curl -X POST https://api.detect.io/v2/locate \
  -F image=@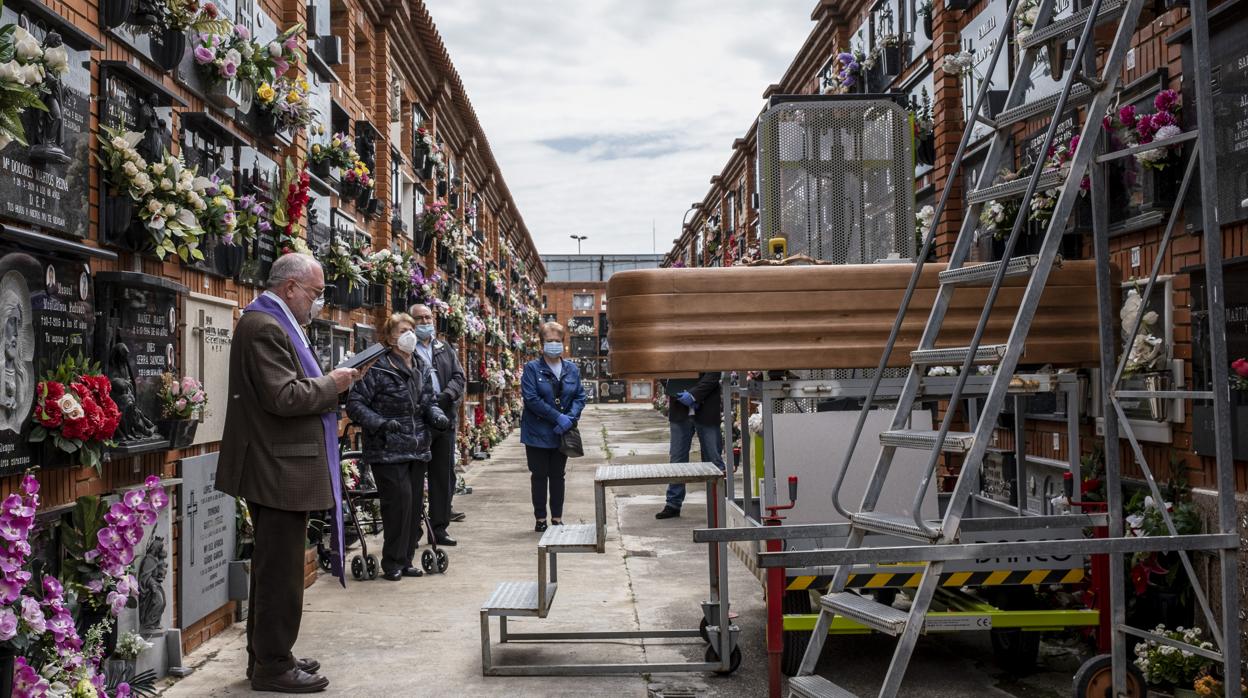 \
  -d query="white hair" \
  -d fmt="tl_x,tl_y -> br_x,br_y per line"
267,253 -> 322,289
